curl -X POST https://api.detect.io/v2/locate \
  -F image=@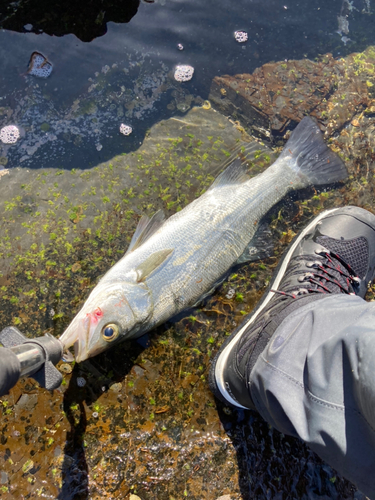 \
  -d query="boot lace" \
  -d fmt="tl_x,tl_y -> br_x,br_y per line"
237,248 -> 361,367
271,248 -> 361,299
